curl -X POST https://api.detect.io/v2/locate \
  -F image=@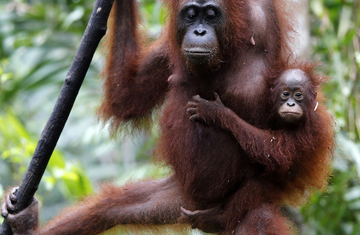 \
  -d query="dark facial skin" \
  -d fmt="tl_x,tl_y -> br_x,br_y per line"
277,69 -> 311,125
177,0 -> 225,65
